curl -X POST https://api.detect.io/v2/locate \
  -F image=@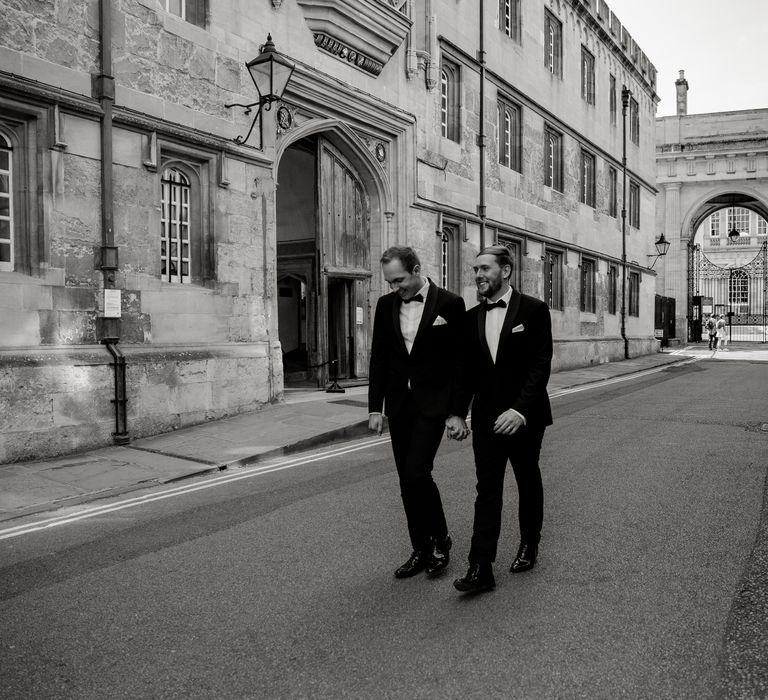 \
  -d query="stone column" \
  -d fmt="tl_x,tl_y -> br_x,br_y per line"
663,182 -> 686,336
